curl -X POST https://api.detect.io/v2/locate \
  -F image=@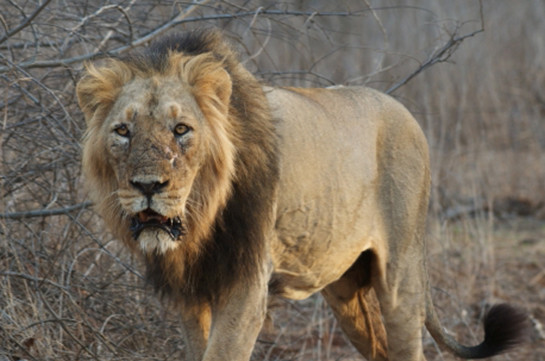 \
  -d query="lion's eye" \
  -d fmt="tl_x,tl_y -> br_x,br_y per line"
173,123 -> 190,136
114,124 -> 130,137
